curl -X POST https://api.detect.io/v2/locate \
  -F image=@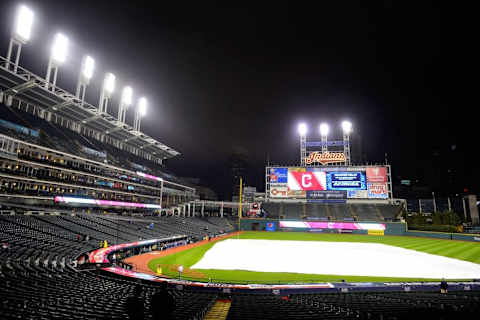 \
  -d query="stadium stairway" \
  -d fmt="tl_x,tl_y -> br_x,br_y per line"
204,298 -> 232,320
